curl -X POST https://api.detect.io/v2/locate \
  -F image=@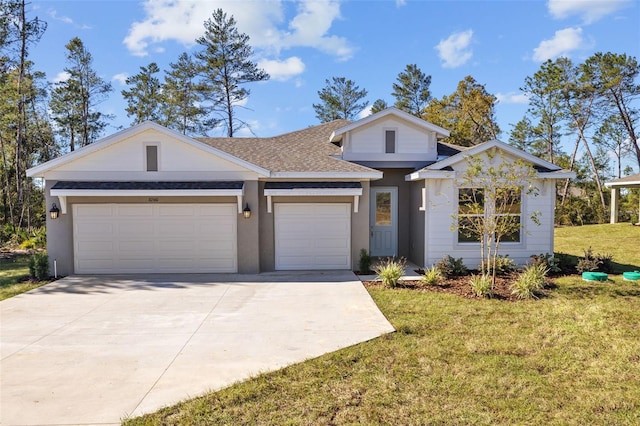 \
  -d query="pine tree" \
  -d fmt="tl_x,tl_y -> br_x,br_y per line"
392,64 -> 431,116
50,37 -> 112,151
194,9 -> 269,137
122,62 -> 162,125
161,52 -> 207,135
313,77 -> 368,122
370,98 -> 388,114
